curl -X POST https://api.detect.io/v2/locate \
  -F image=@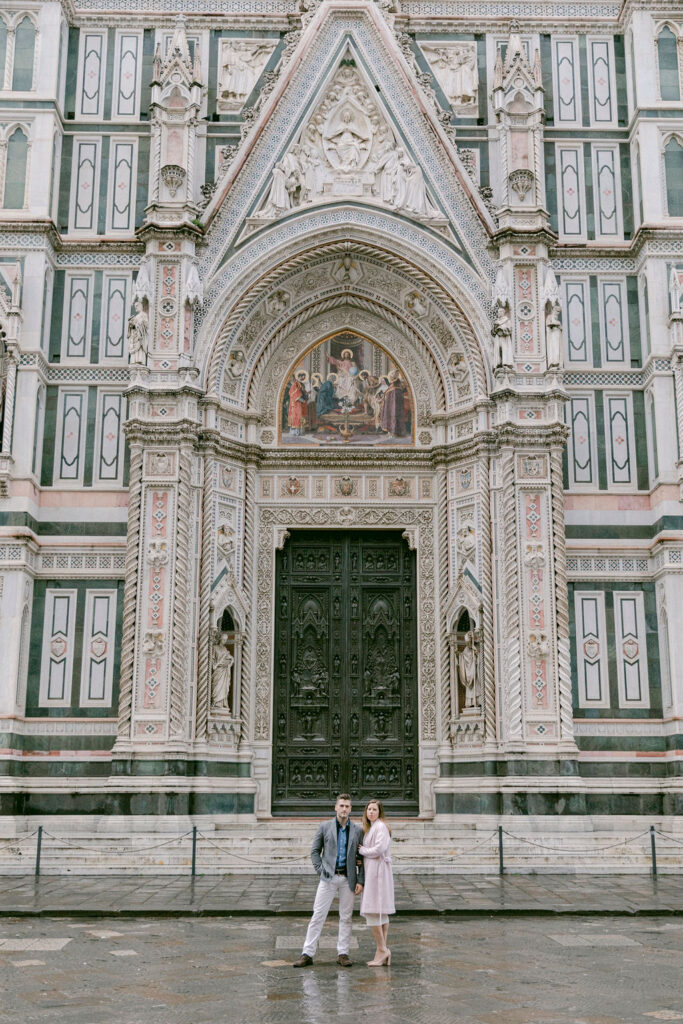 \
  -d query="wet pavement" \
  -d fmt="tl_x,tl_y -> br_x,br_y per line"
0,913 -> 682,1023
1,874 -> 682,917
